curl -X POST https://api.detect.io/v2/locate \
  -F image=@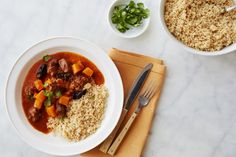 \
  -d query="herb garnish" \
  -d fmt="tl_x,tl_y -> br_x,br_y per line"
43,90 -> 53,107
43,82 -> 49,88
111,0 -> 150,33
43,55 -> 52,62
55,90 -> 62,98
